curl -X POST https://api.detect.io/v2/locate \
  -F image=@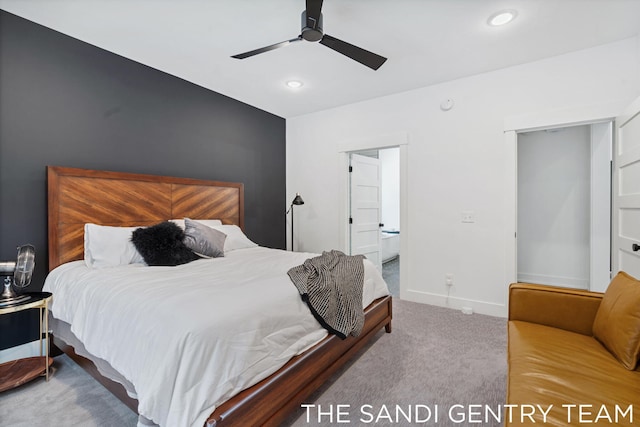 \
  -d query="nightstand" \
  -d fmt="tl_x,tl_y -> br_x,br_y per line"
0,292 -> 53,392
